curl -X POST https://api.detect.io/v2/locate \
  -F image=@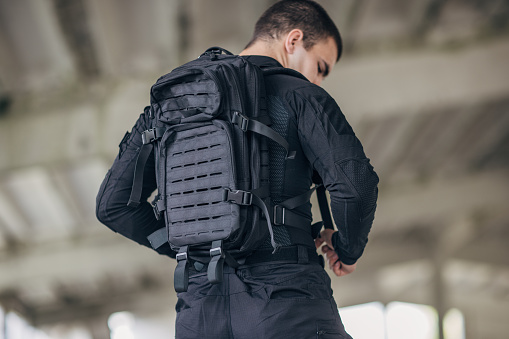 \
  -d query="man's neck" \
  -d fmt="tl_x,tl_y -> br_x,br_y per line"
239,41 -> 288,68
